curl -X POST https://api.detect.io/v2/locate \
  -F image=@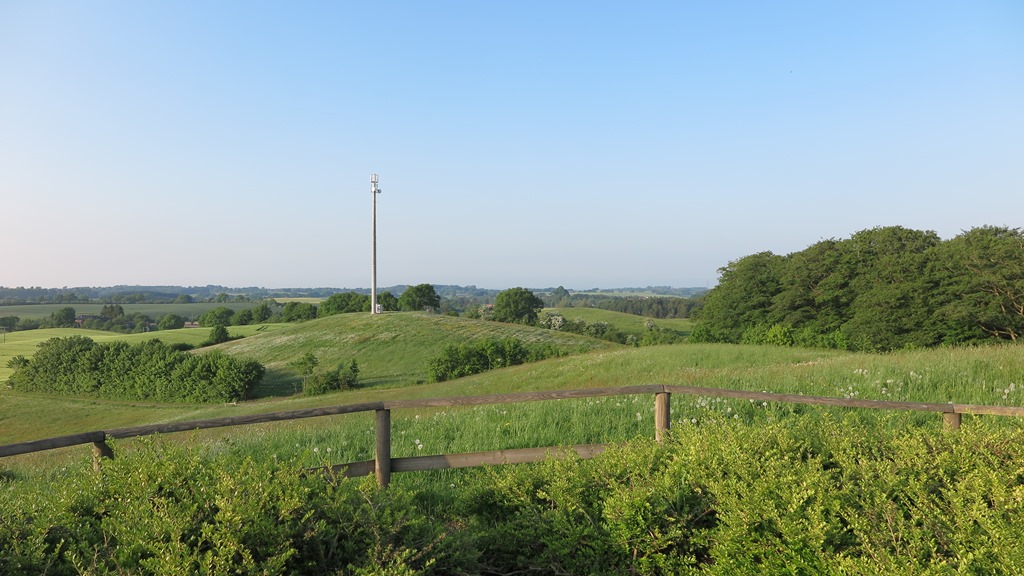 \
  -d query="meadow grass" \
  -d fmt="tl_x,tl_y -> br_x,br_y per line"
3,336 -> 1022,483
544,306 -> 693,334
220,312 -> 618,394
